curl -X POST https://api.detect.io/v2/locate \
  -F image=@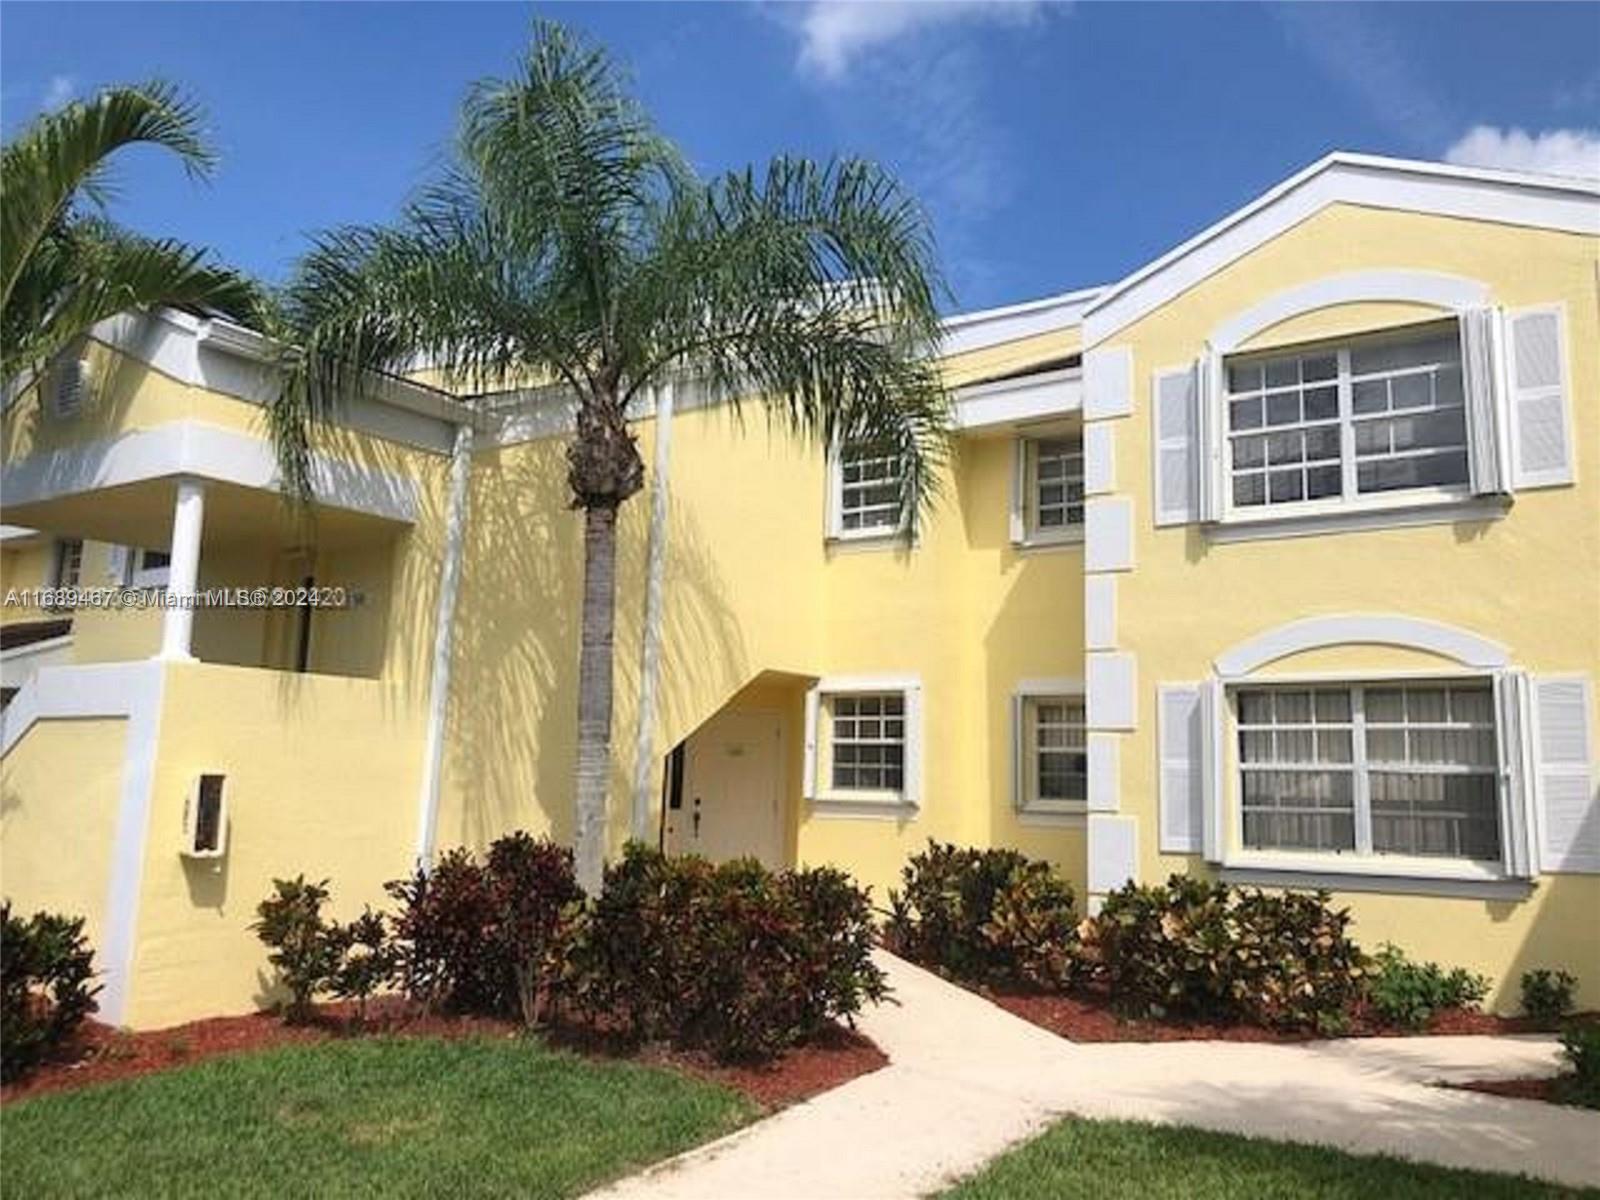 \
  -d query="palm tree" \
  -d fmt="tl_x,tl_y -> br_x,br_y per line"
3,81 -> 259,385
271,22 -> 951,891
